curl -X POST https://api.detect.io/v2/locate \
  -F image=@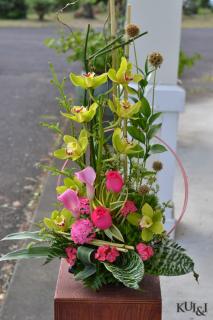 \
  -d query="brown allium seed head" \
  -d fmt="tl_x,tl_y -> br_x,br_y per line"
138,185 -> 150,195
152,160 -> 163,171
149,52 -> 163,68
126,24 -> 140,38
